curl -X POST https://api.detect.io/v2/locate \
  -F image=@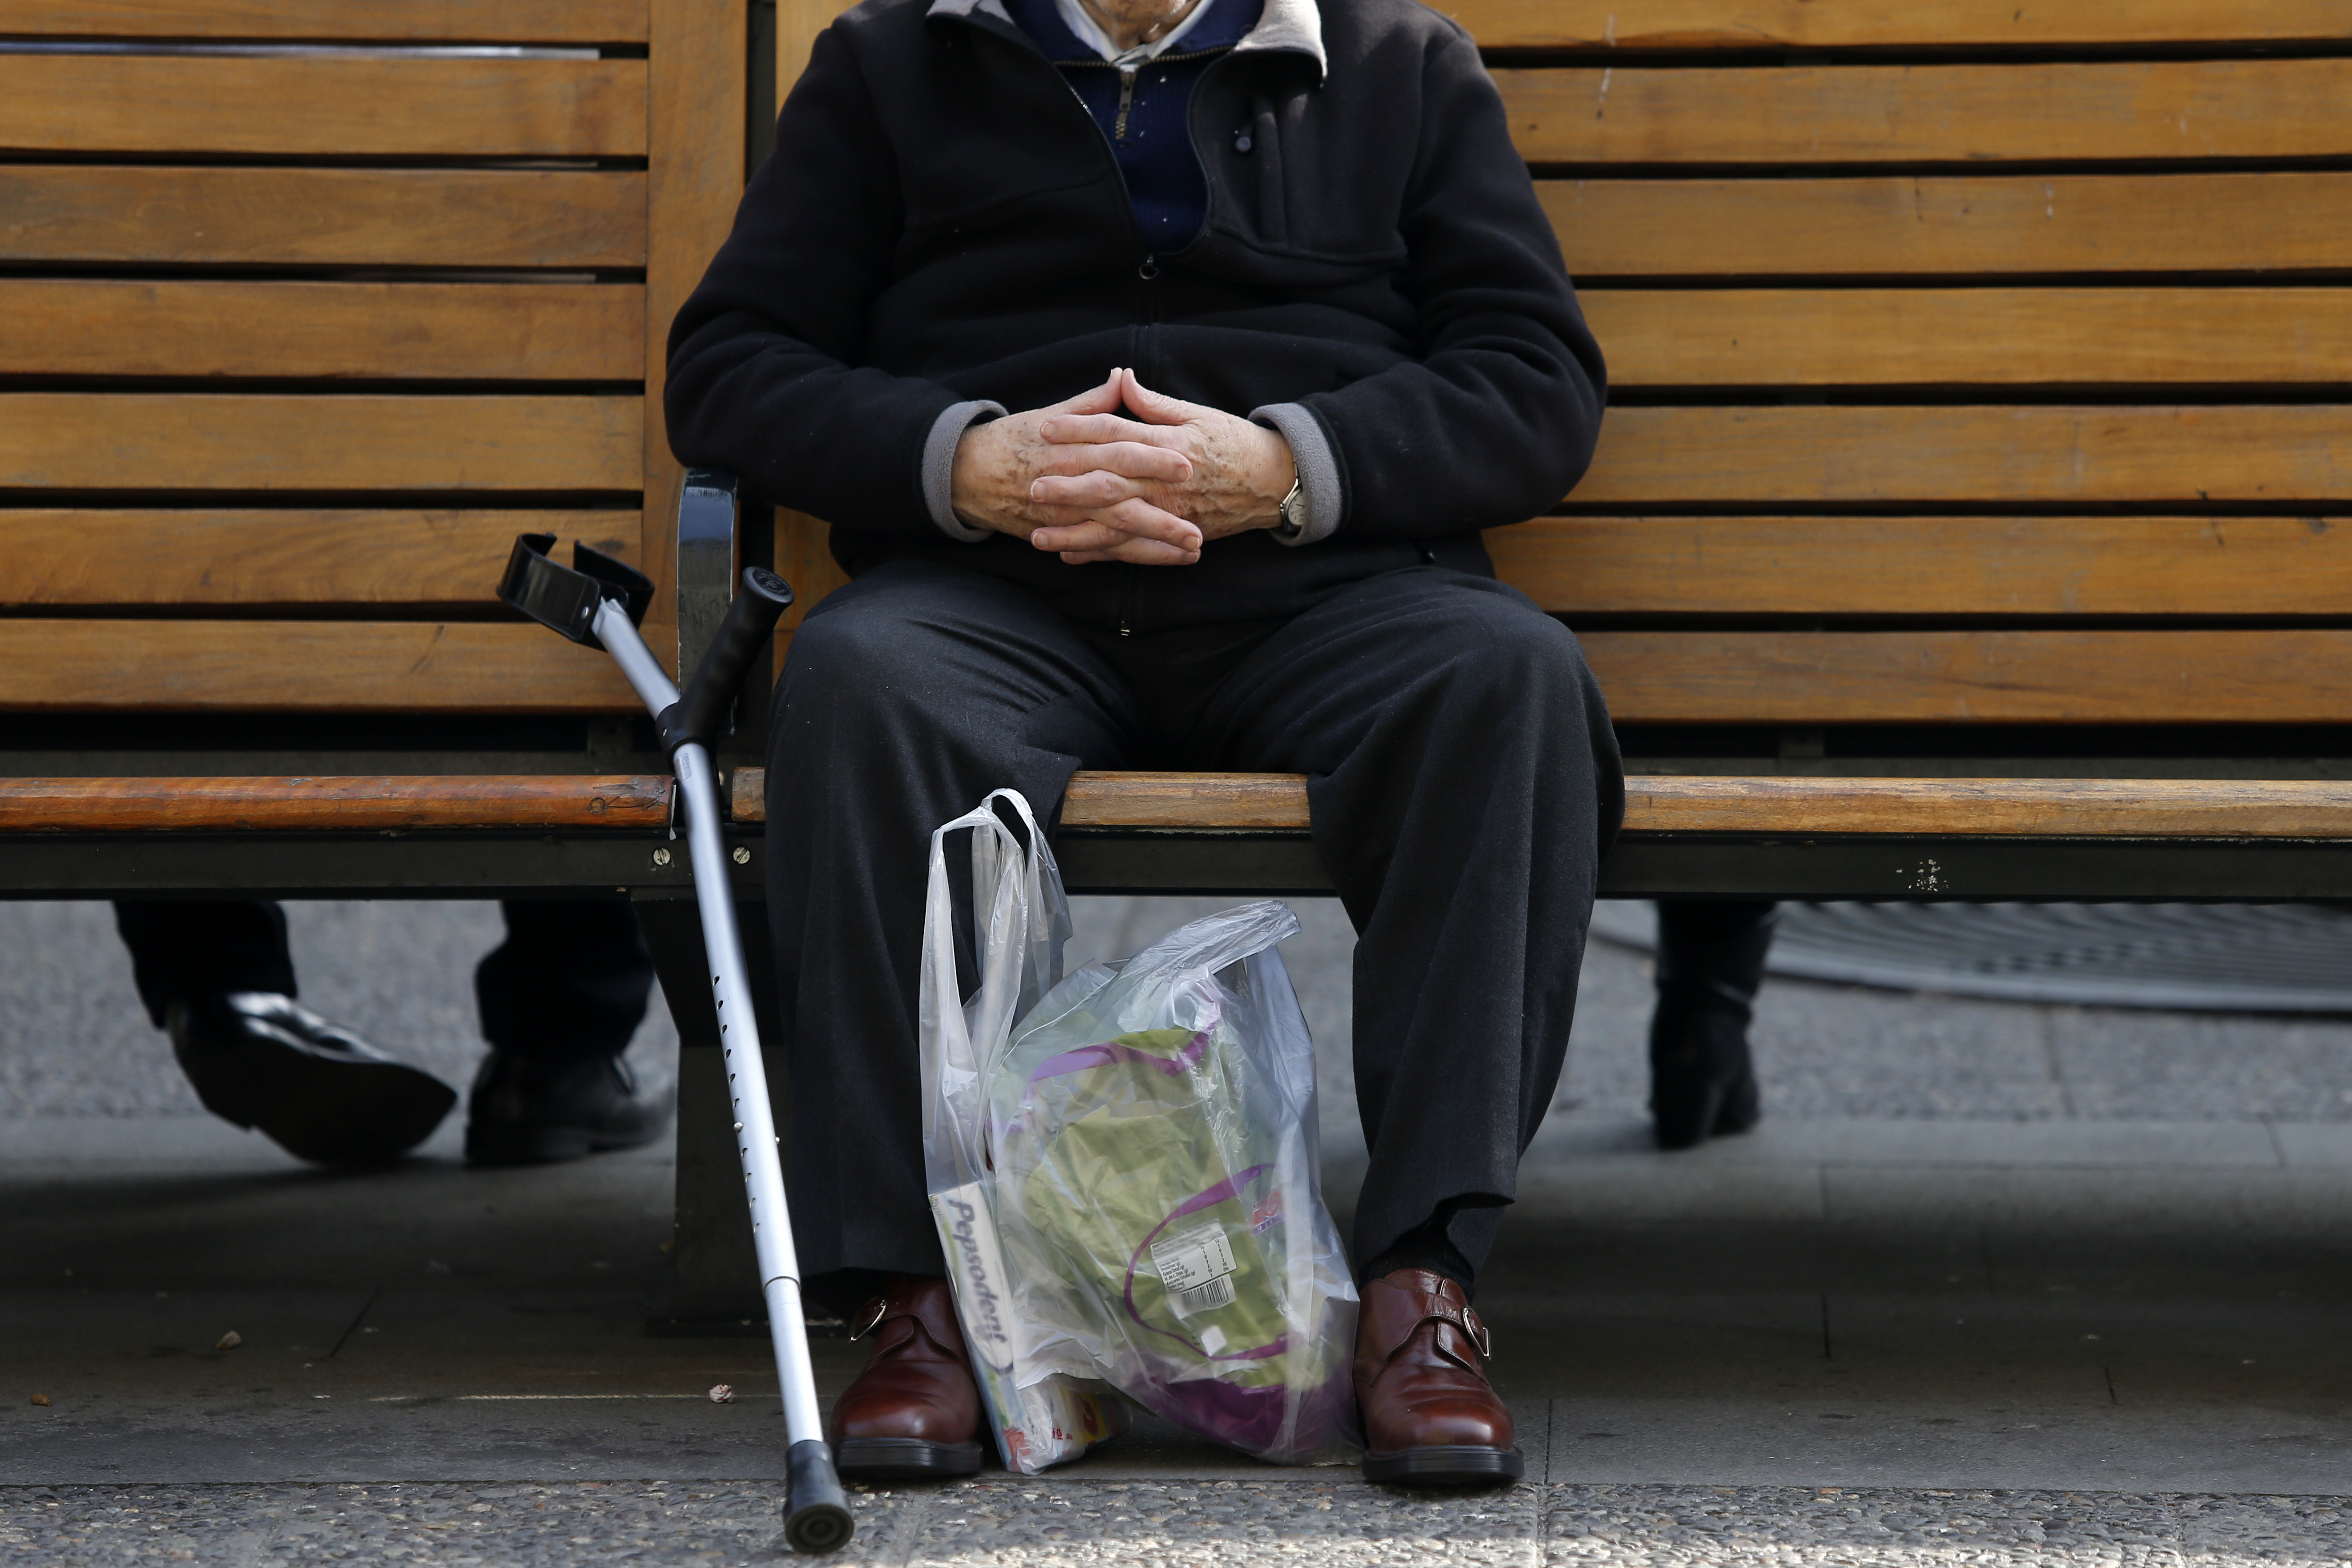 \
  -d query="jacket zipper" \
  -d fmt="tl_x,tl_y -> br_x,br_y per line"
1064,46 -> 1230,142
